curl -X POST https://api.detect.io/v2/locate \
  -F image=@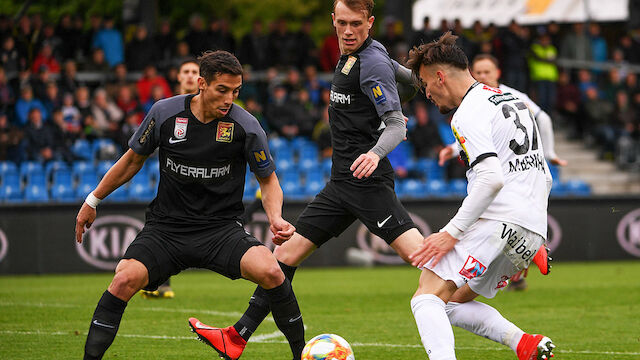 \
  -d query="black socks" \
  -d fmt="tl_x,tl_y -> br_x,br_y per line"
265,278 -> 305,360
84,291 -> 127,360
